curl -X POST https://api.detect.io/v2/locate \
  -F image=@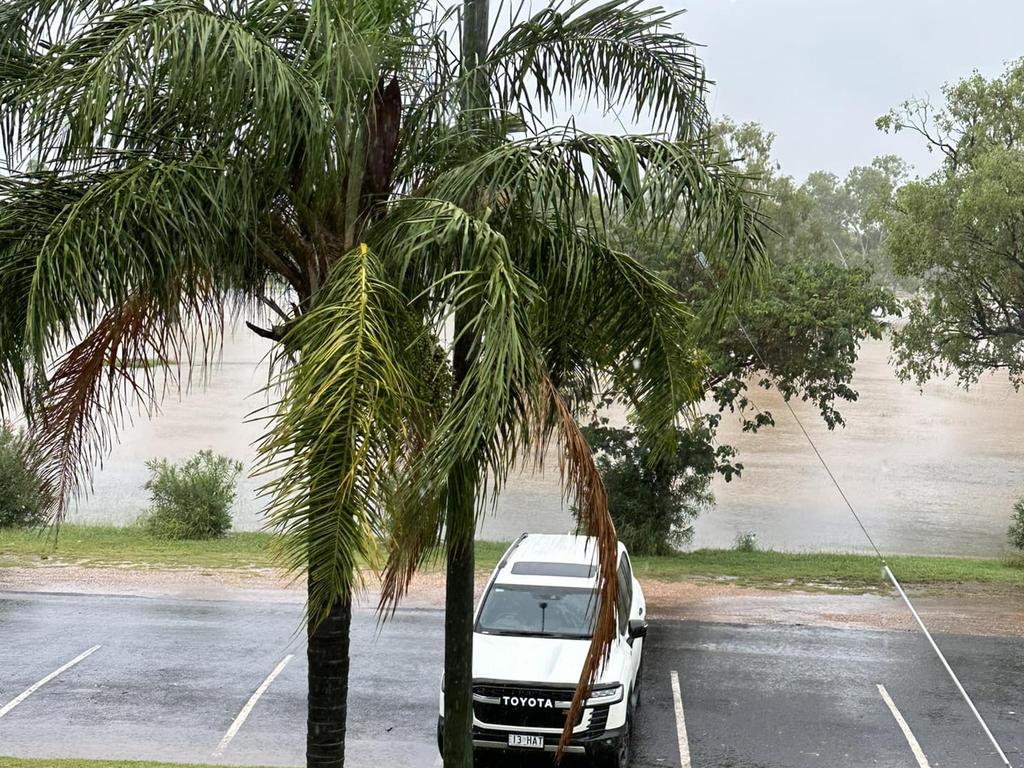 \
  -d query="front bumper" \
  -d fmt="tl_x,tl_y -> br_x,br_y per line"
438,716 -> 624,756
473,724 -> 625,754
